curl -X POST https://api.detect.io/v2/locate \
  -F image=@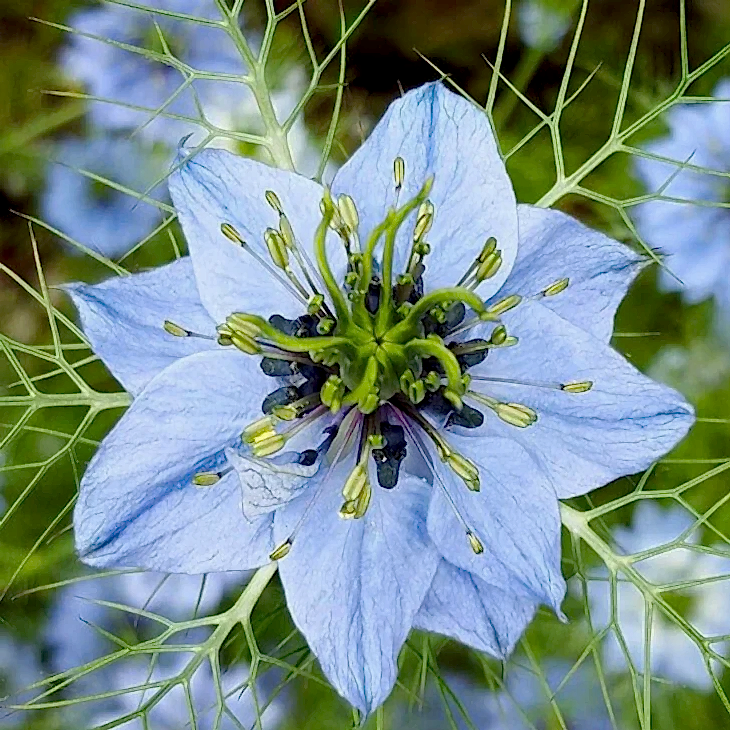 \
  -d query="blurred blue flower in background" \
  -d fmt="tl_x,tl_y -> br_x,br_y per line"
633,79 -> 730,322
587,501 -> 730,691
0,632 -> 42,728
41,136 -> 164,258
61,0 -> 252,145
517,0 -> 572,52
395,661 -> 616,729
67,83 -> 694,715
